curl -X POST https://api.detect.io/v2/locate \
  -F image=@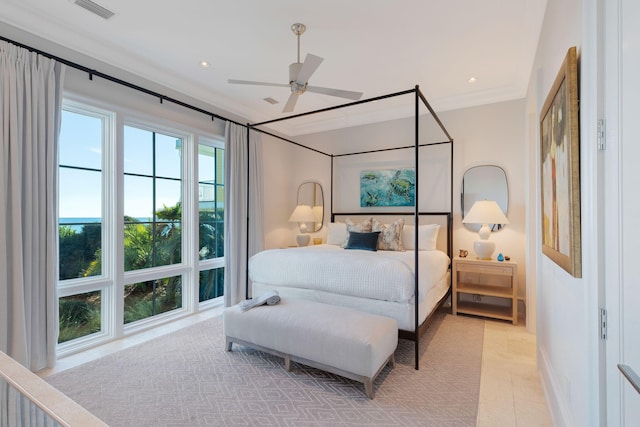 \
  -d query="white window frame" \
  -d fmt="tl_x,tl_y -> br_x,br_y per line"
57,98 -> 225,357
196,137 -> 226,309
